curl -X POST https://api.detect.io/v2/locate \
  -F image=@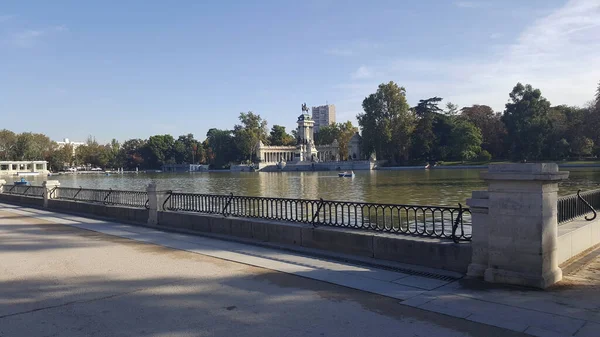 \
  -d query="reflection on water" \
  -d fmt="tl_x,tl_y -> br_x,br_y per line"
11,168 -> 600,206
